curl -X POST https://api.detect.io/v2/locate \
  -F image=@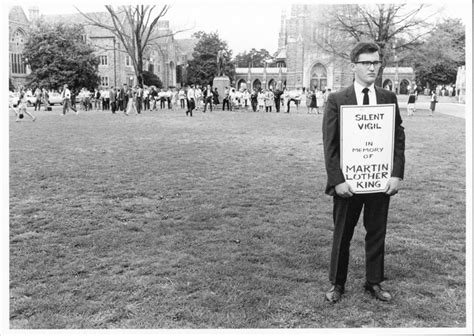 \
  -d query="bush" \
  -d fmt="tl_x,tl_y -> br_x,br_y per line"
143,71 -> 163,88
